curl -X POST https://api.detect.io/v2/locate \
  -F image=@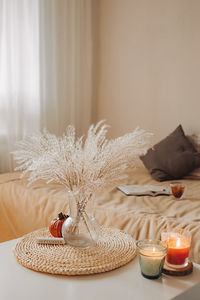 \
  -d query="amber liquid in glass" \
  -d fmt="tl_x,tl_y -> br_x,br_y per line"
171,186 -> 185,198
